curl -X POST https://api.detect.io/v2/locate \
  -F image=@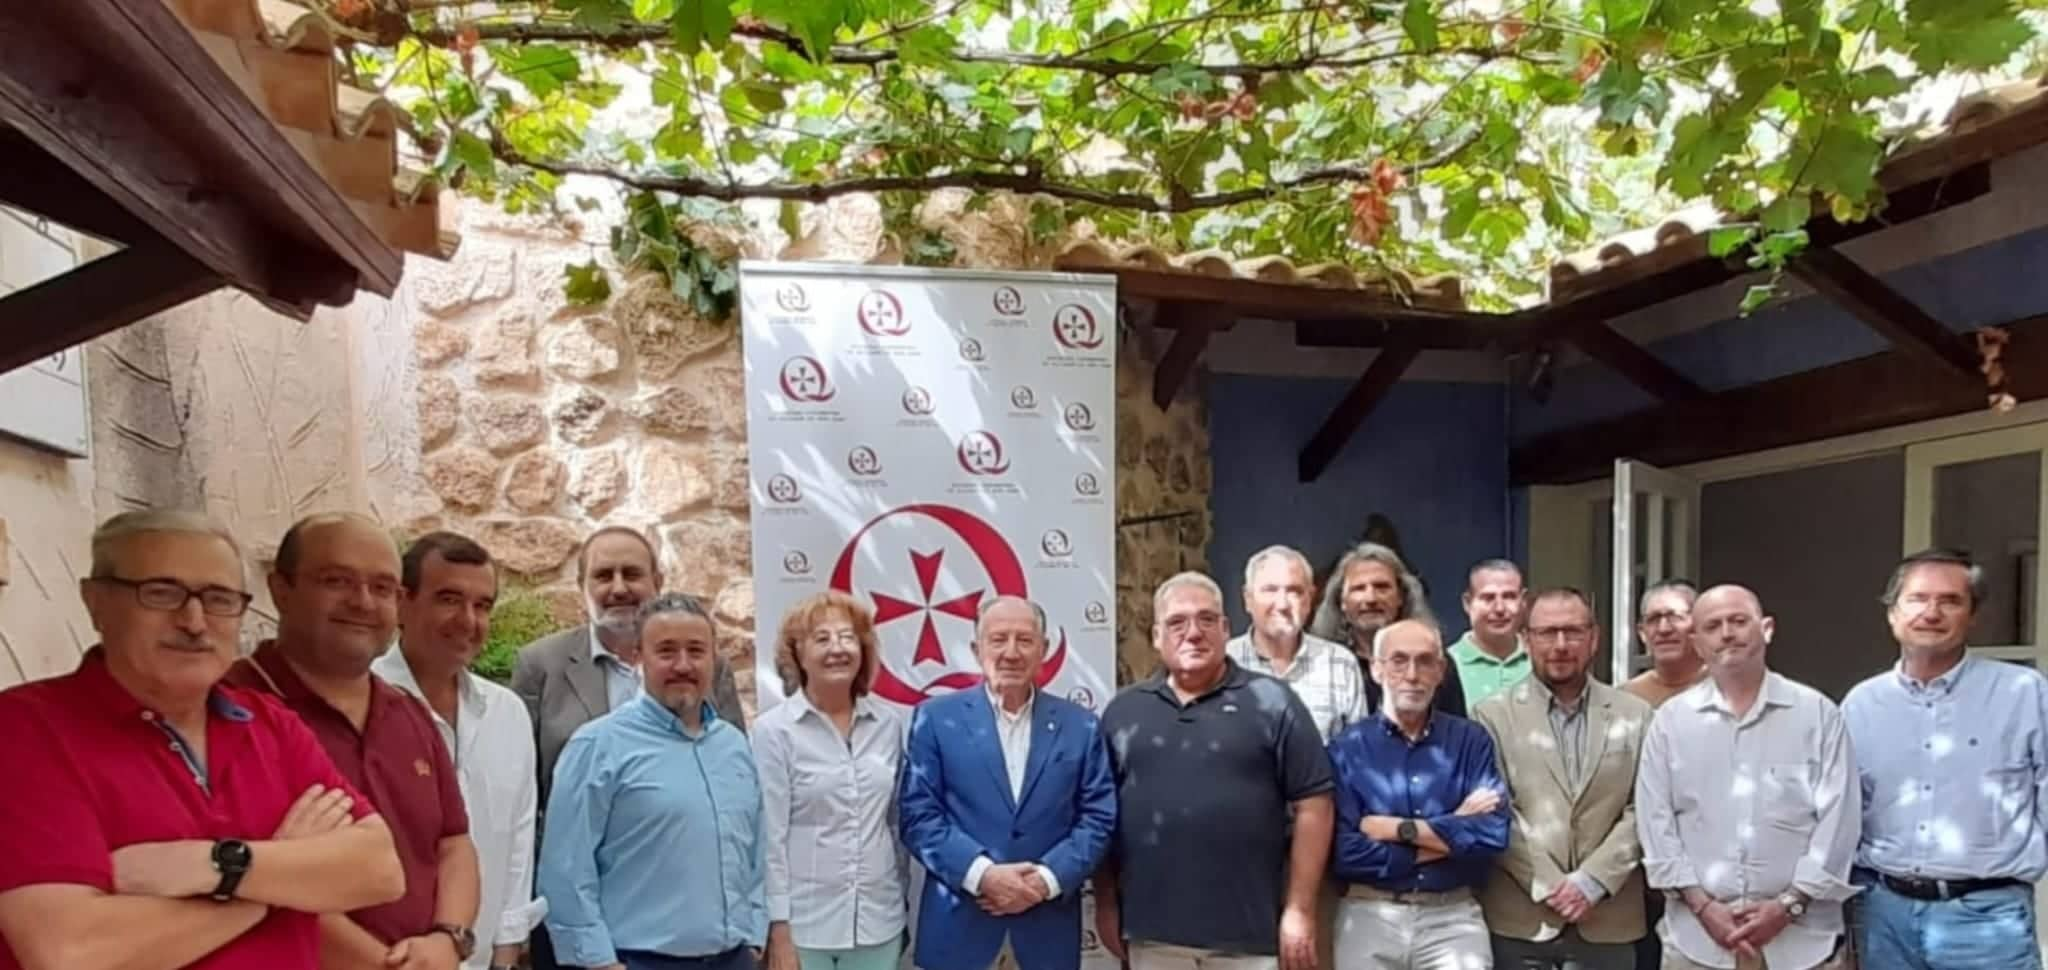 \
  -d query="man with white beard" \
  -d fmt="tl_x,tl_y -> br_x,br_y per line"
1227,545 -> 1368,742
511,526 -> 744,970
